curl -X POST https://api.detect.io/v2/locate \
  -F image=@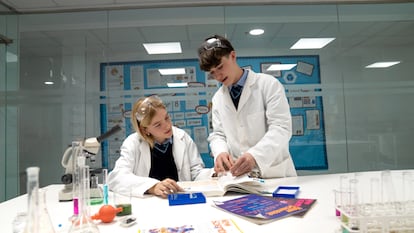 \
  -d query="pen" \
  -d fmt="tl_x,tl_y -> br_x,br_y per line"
253,178 -> 265,183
